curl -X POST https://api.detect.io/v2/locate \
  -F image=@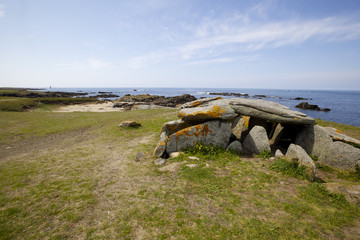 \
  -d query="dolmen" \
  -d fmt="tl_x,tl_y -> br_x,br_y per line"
153,97 -> 360,179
